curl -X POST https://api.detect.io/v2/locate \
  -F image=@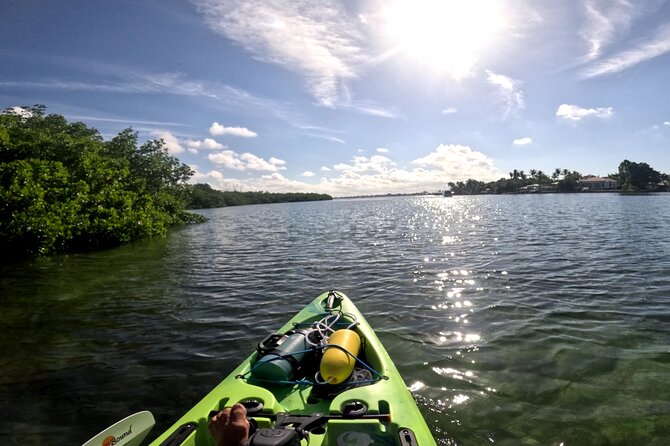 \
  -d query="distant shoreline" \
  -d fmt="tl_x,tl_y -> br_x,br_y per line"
336,192 -> 442,199
336,189 -> 669,199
